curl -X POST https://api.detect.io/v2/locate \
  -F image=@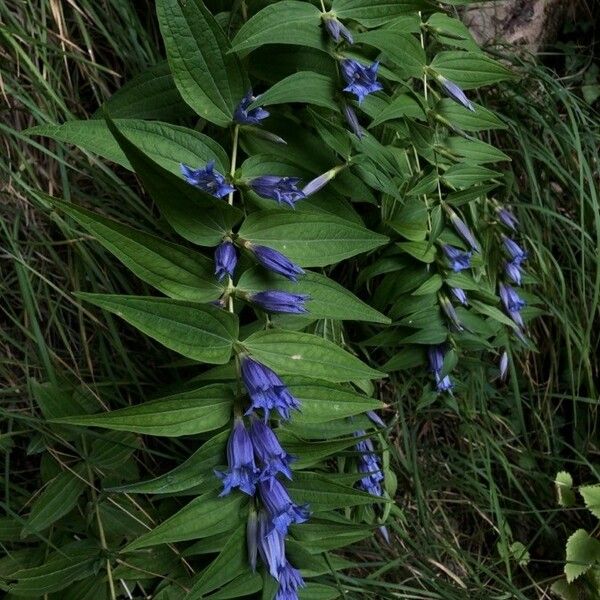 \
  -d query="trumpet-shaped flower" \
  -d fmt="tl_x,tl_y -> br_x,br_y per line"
180,161 -> 235,198
341,59 -> 383,104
